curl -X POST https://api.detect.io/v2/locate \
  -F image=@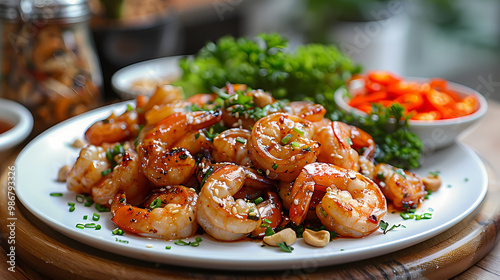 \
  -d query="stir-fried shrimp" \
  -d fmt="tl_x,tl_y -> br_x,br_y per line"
315,121 -> 359,170
111,186 -> 198,240
186,93 -> 218,107
141,85 -> 184,114
85,110 -> 139,146
67,145 -> 110,194
286,101 -> 326,122
278,180 -> 323,222
144,100 -> 192,126
197,165 -> 274,241
374,163 -> 426,210
289,162 -> 387,238
248,112 -> 320,182
251,190 -> 283,237
92,149 -> 149,206
138,110 -> 222,187
212,128 -> 252,167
